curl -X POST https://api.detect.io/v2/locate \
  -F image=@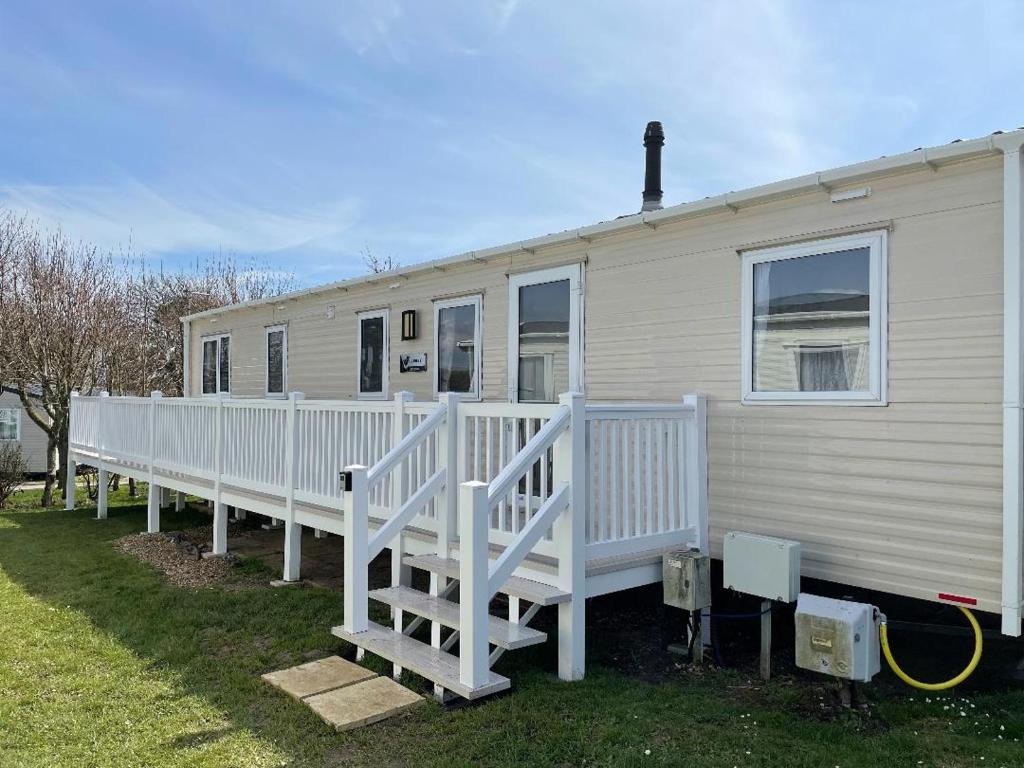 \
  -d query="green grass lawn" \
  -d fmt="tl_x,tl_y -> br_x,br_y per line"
1,487 -> 1023,768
